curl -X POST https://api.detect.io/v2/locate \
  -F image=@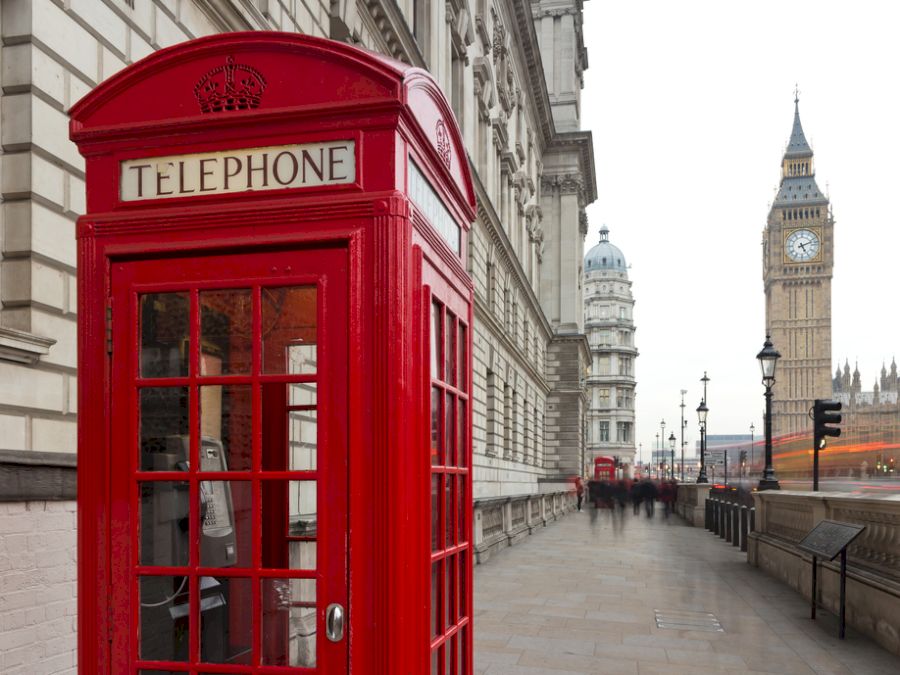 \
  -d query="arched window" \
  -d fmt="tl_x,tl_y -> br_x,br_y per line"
601,257 -> 606,265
